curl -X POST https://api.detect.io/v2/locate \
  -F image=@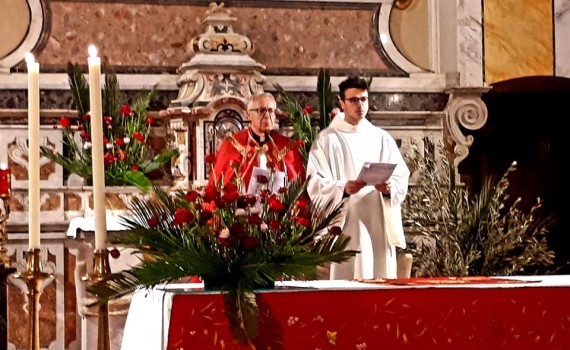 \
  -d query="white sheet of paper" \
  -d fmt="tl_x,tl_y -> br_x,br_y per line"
356,162 -> 396,185
247,167 -> 286,194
